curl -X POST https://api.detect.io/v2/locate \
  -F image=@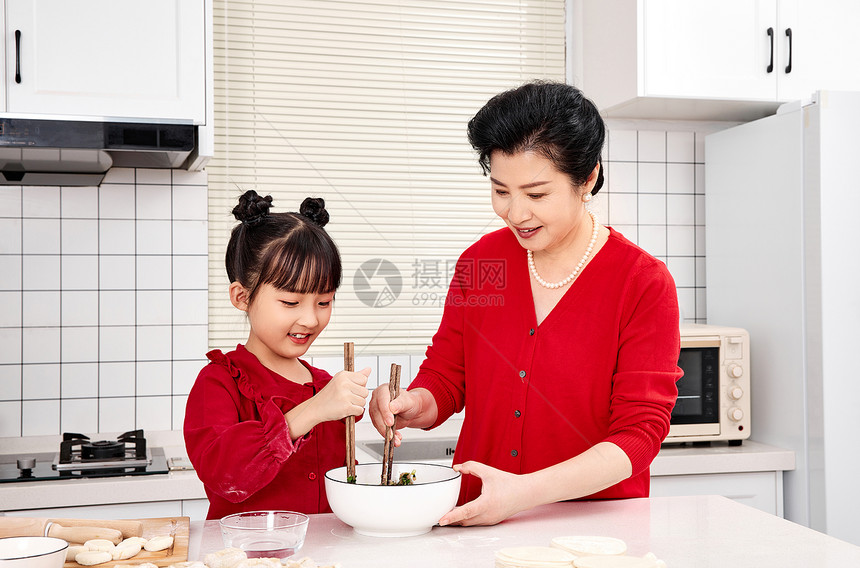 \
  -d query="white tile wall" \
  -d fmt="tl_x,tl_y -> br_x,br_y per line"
0,169 -> 209,437
0,122 -> 729,439
0,401 -> 21,437
599,120 -> 730,323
